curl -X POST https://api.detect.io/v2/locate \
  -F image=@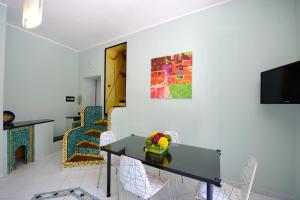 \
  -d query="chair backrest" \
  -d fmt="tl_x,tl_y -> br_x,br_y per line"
164,130 -> 180,144
83,106 -> 102,126
119,155 -> 150,198
240,156 -> 257,200
100,131 -> 116,147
